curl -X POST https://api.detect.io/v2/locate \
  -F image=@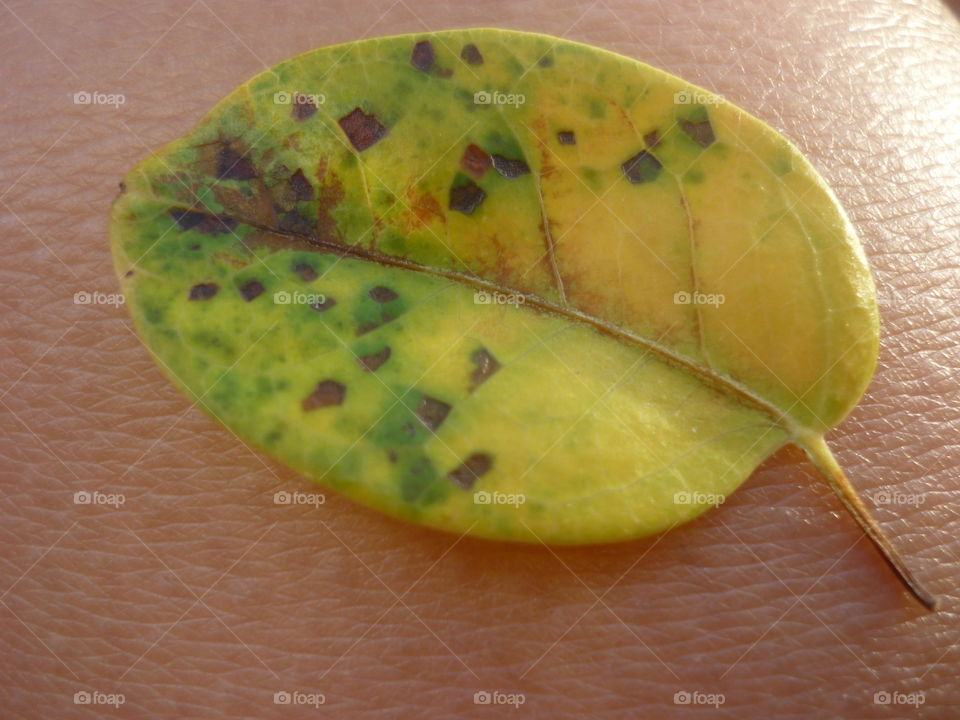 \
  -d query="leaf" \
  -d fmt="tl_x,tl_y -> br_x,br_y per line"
110,29 -> 934,608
